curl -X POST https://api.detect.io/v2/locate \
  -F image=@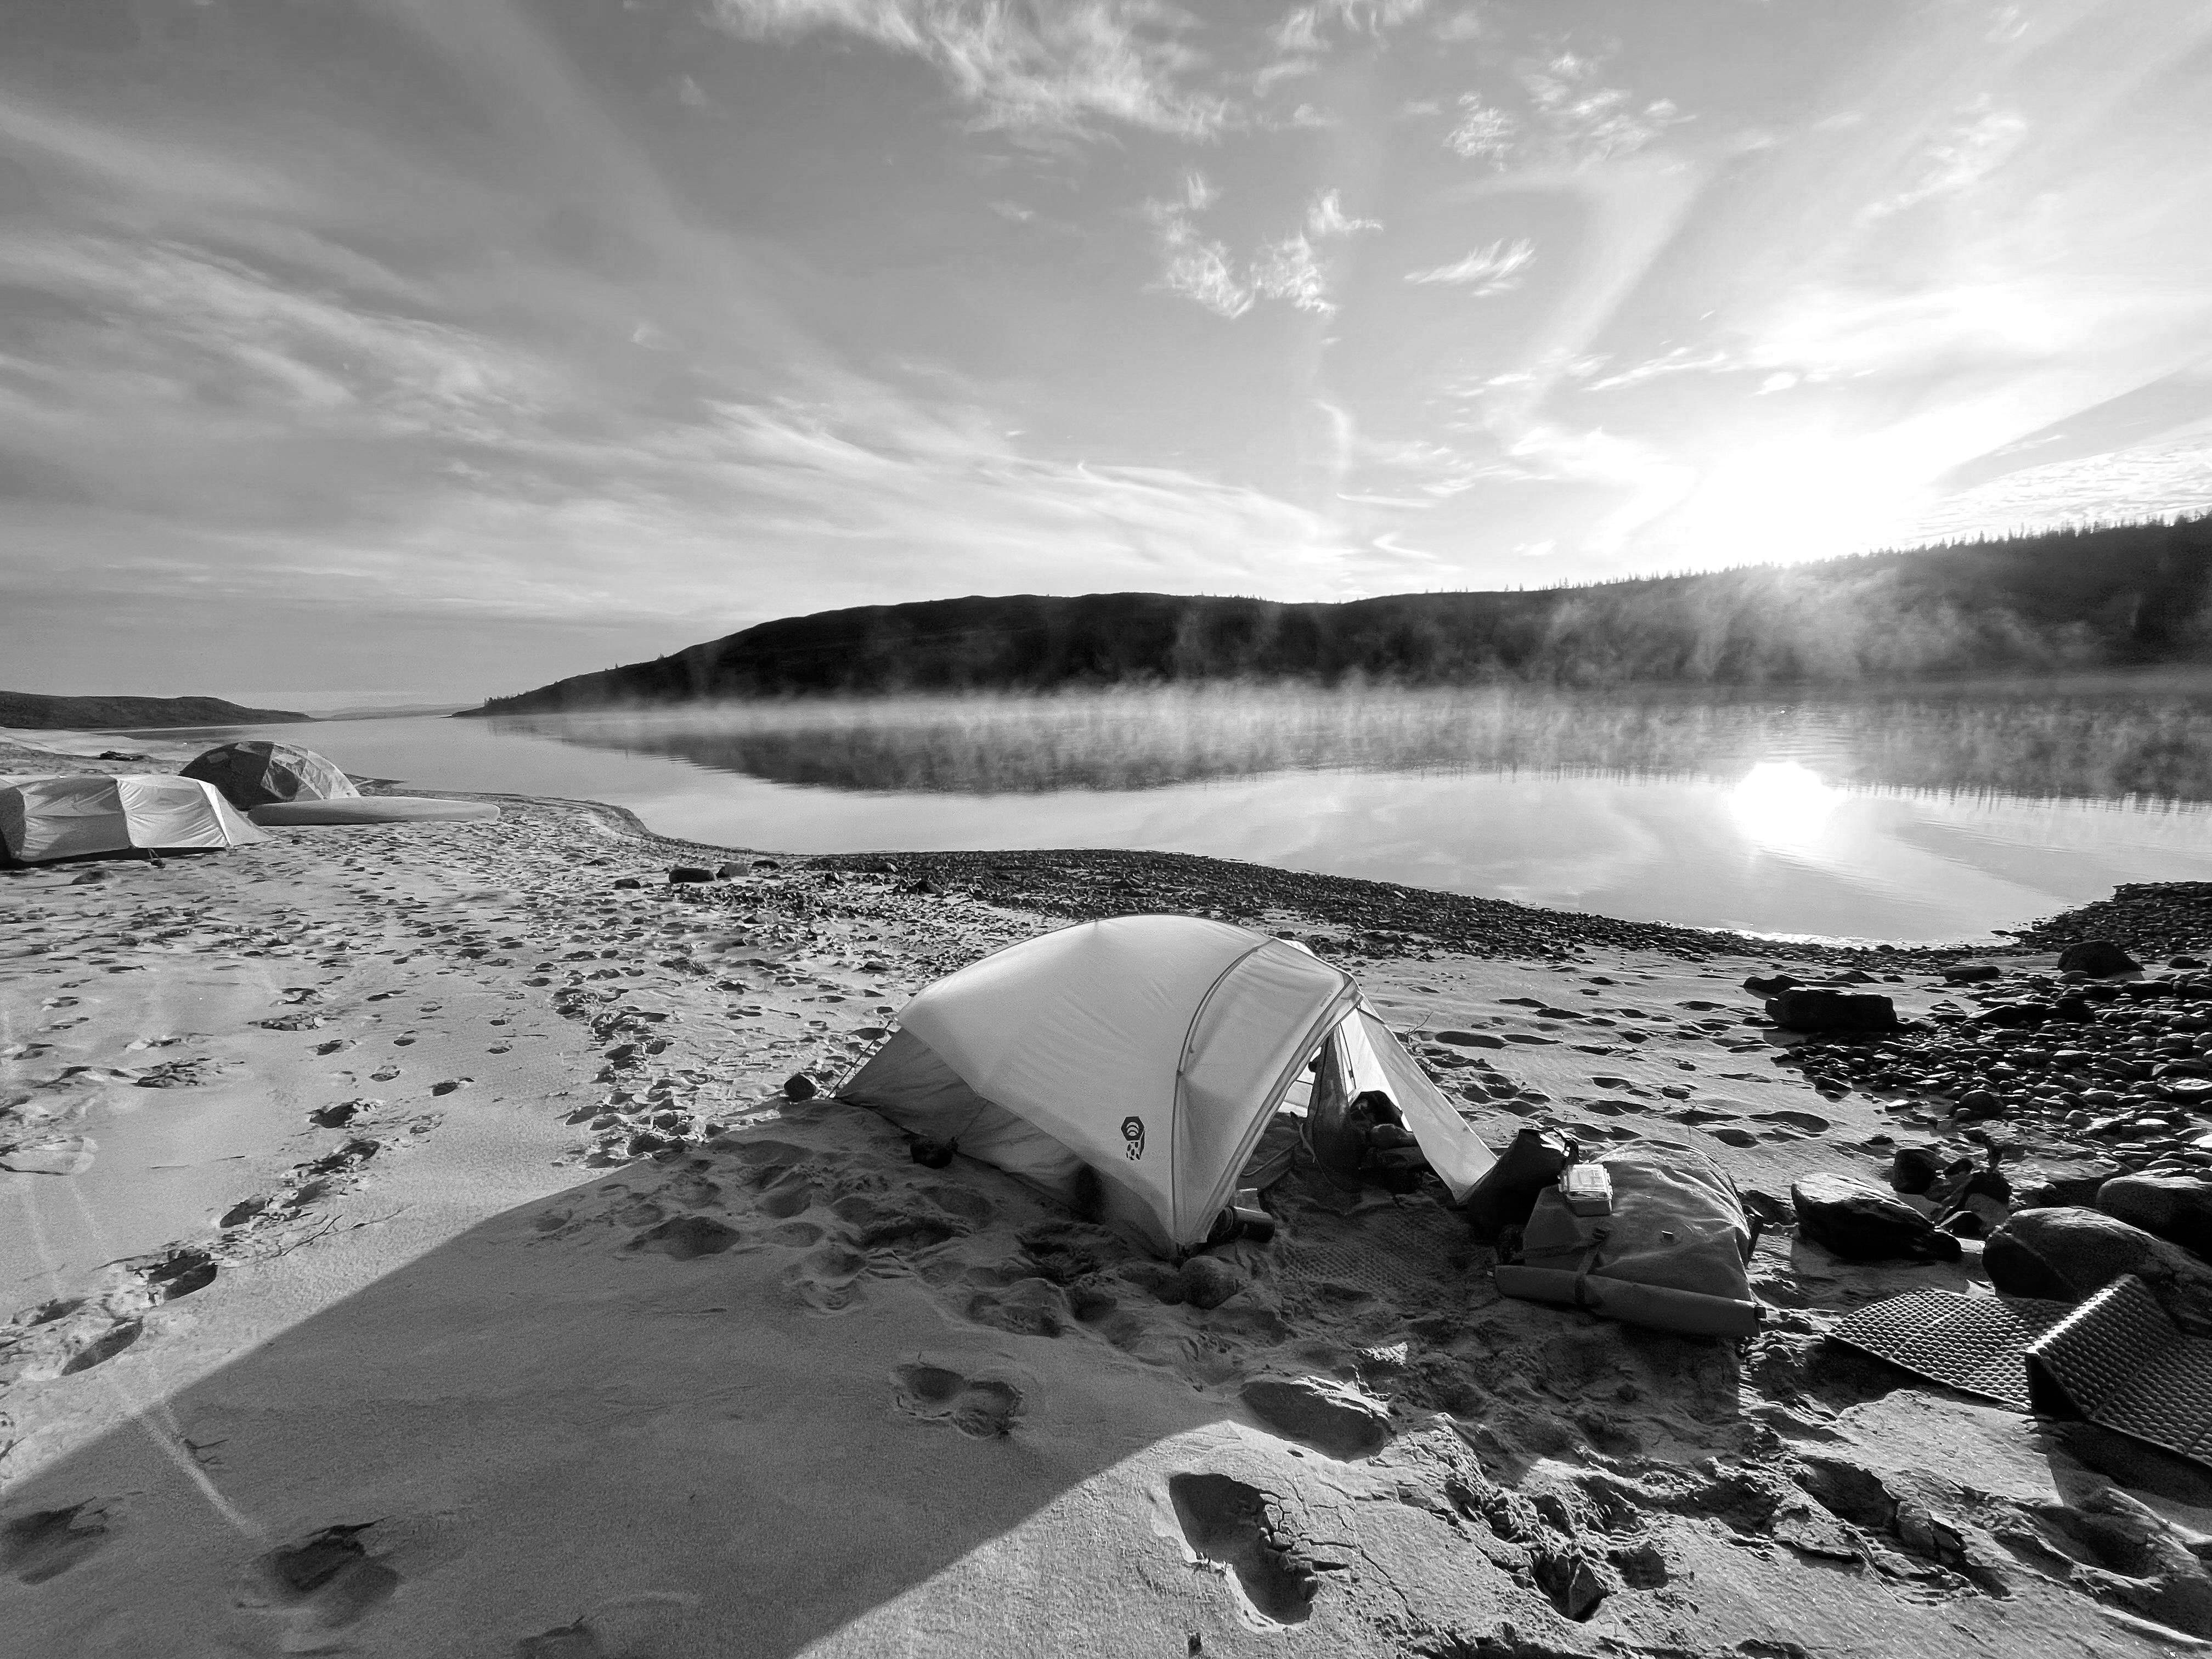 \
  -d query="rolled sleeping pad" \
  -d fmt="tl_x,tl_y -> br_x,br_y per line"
1492,1265 -> 1764,1339
249,797 -> 500,826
